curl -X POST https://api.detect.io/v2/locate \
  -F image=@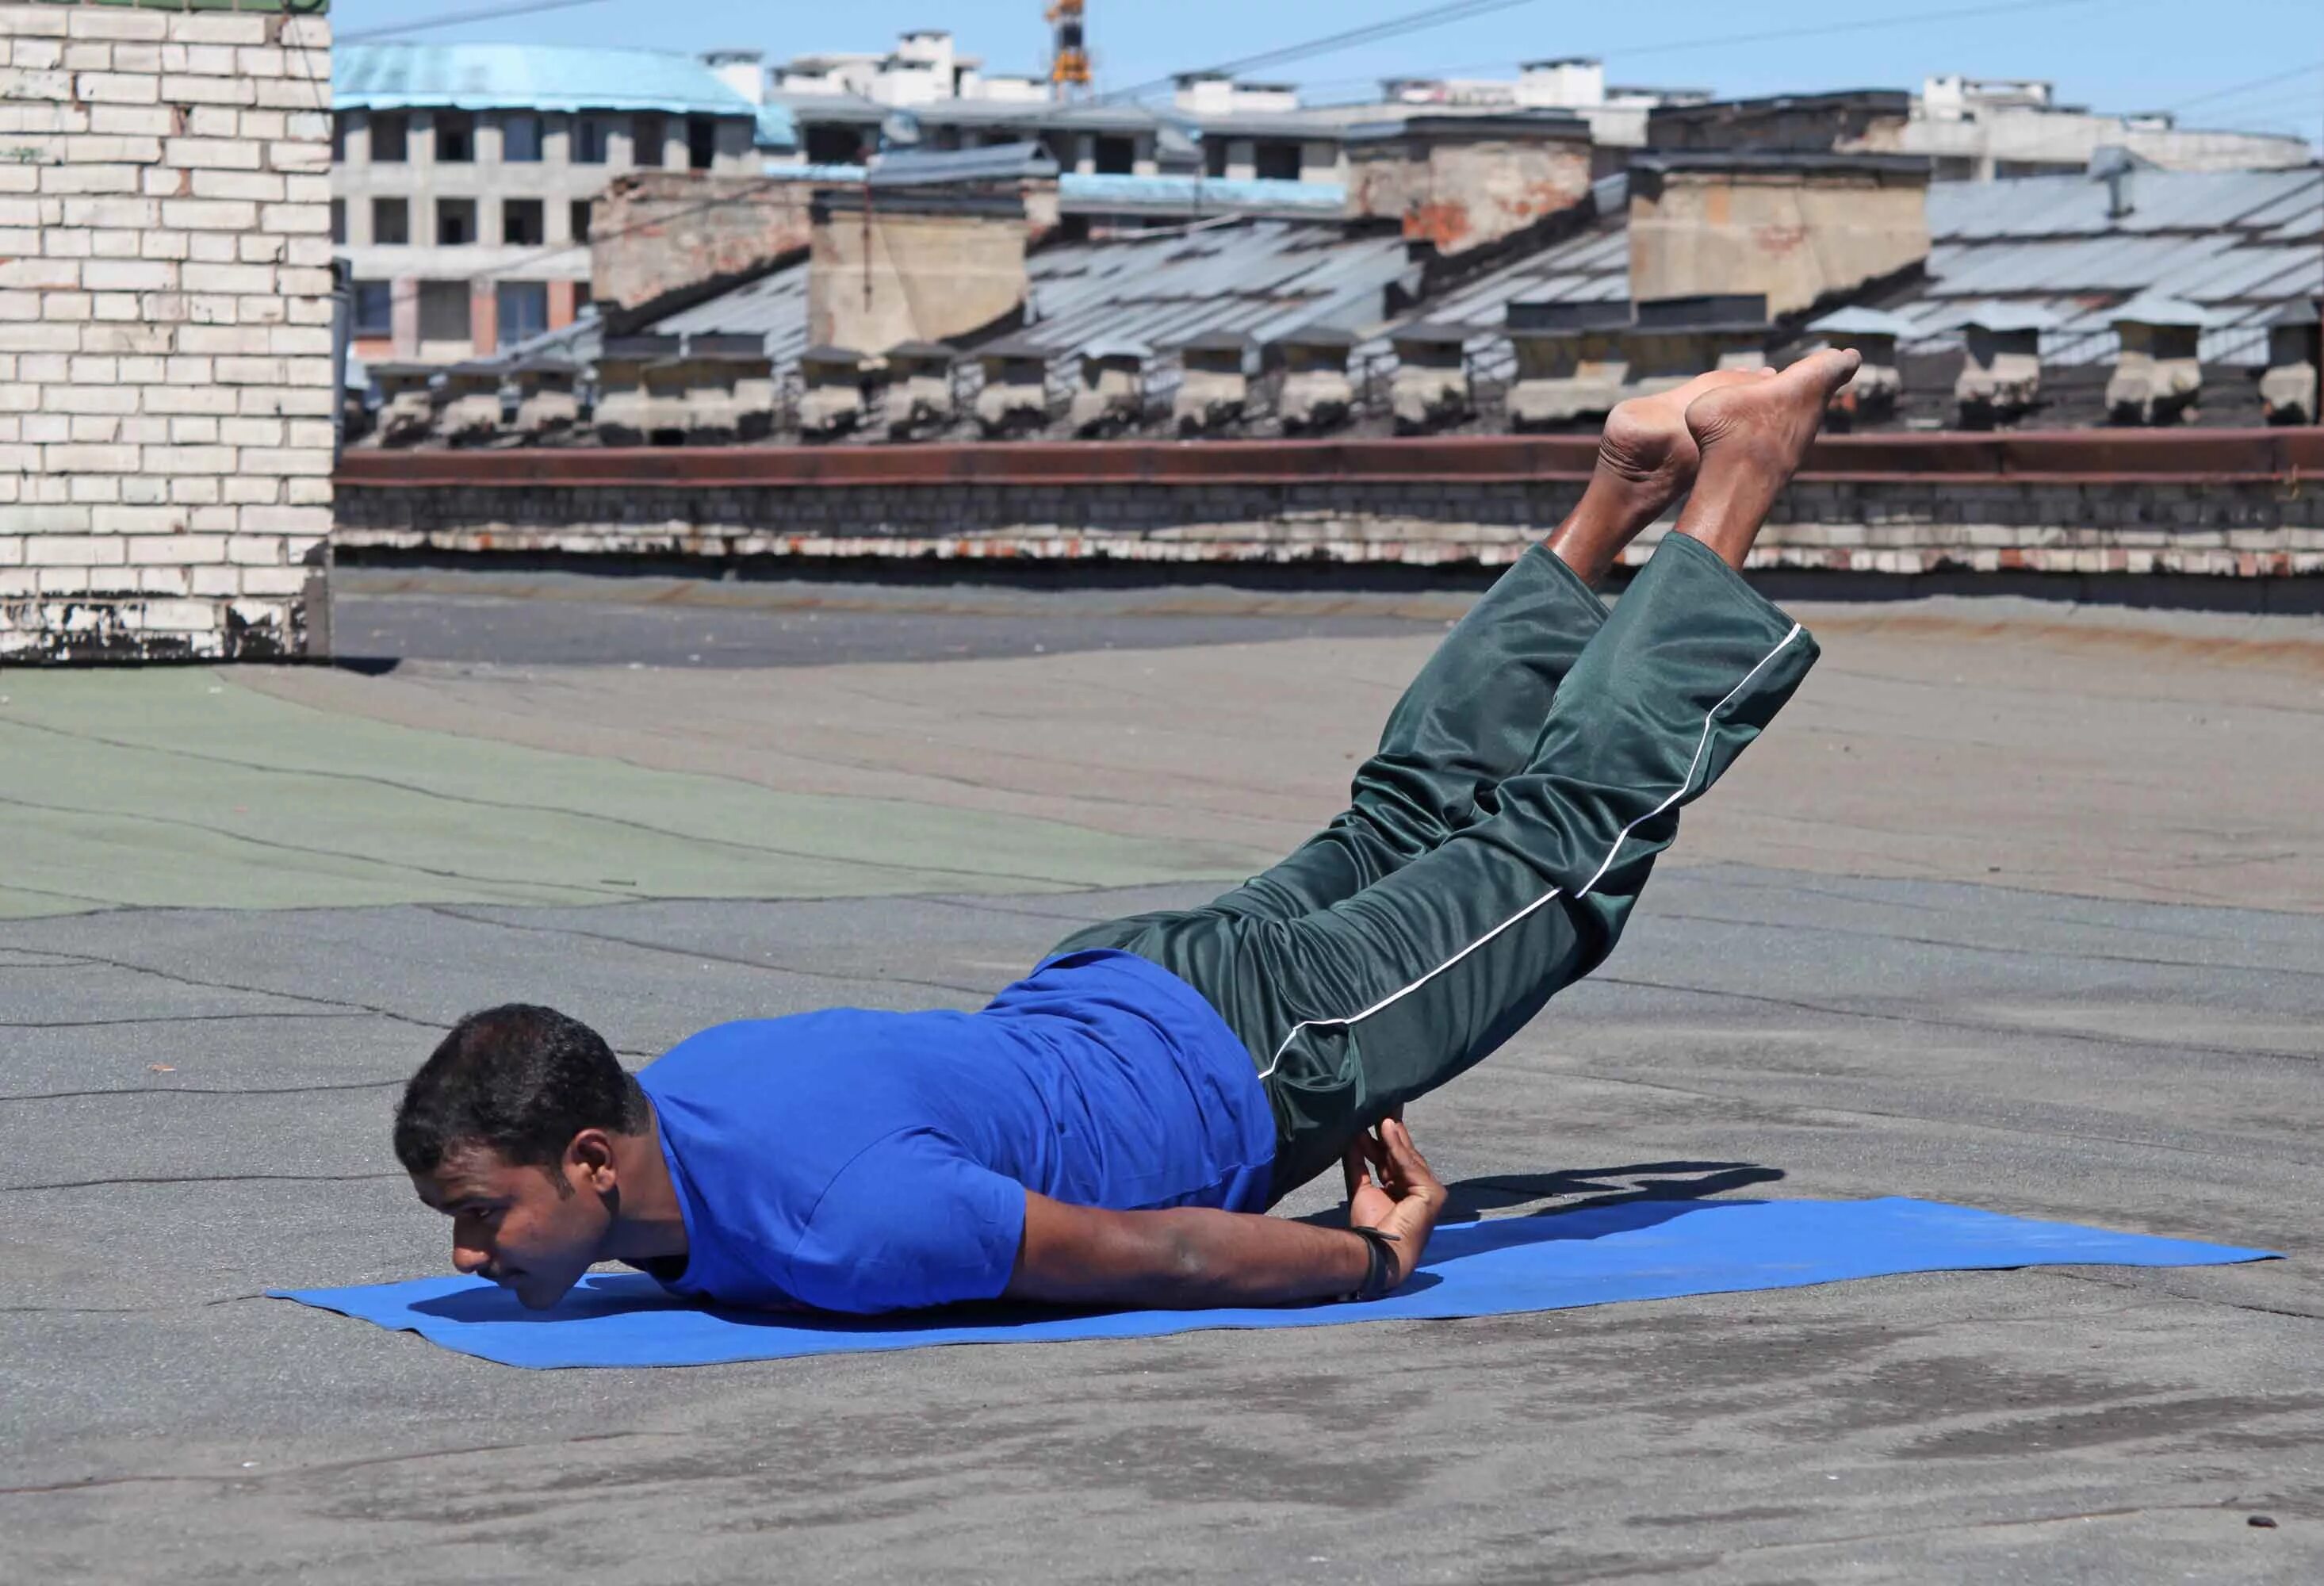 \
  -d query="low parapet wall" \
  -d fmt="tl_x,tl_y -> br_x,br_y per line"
335,430 -> 2324,578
